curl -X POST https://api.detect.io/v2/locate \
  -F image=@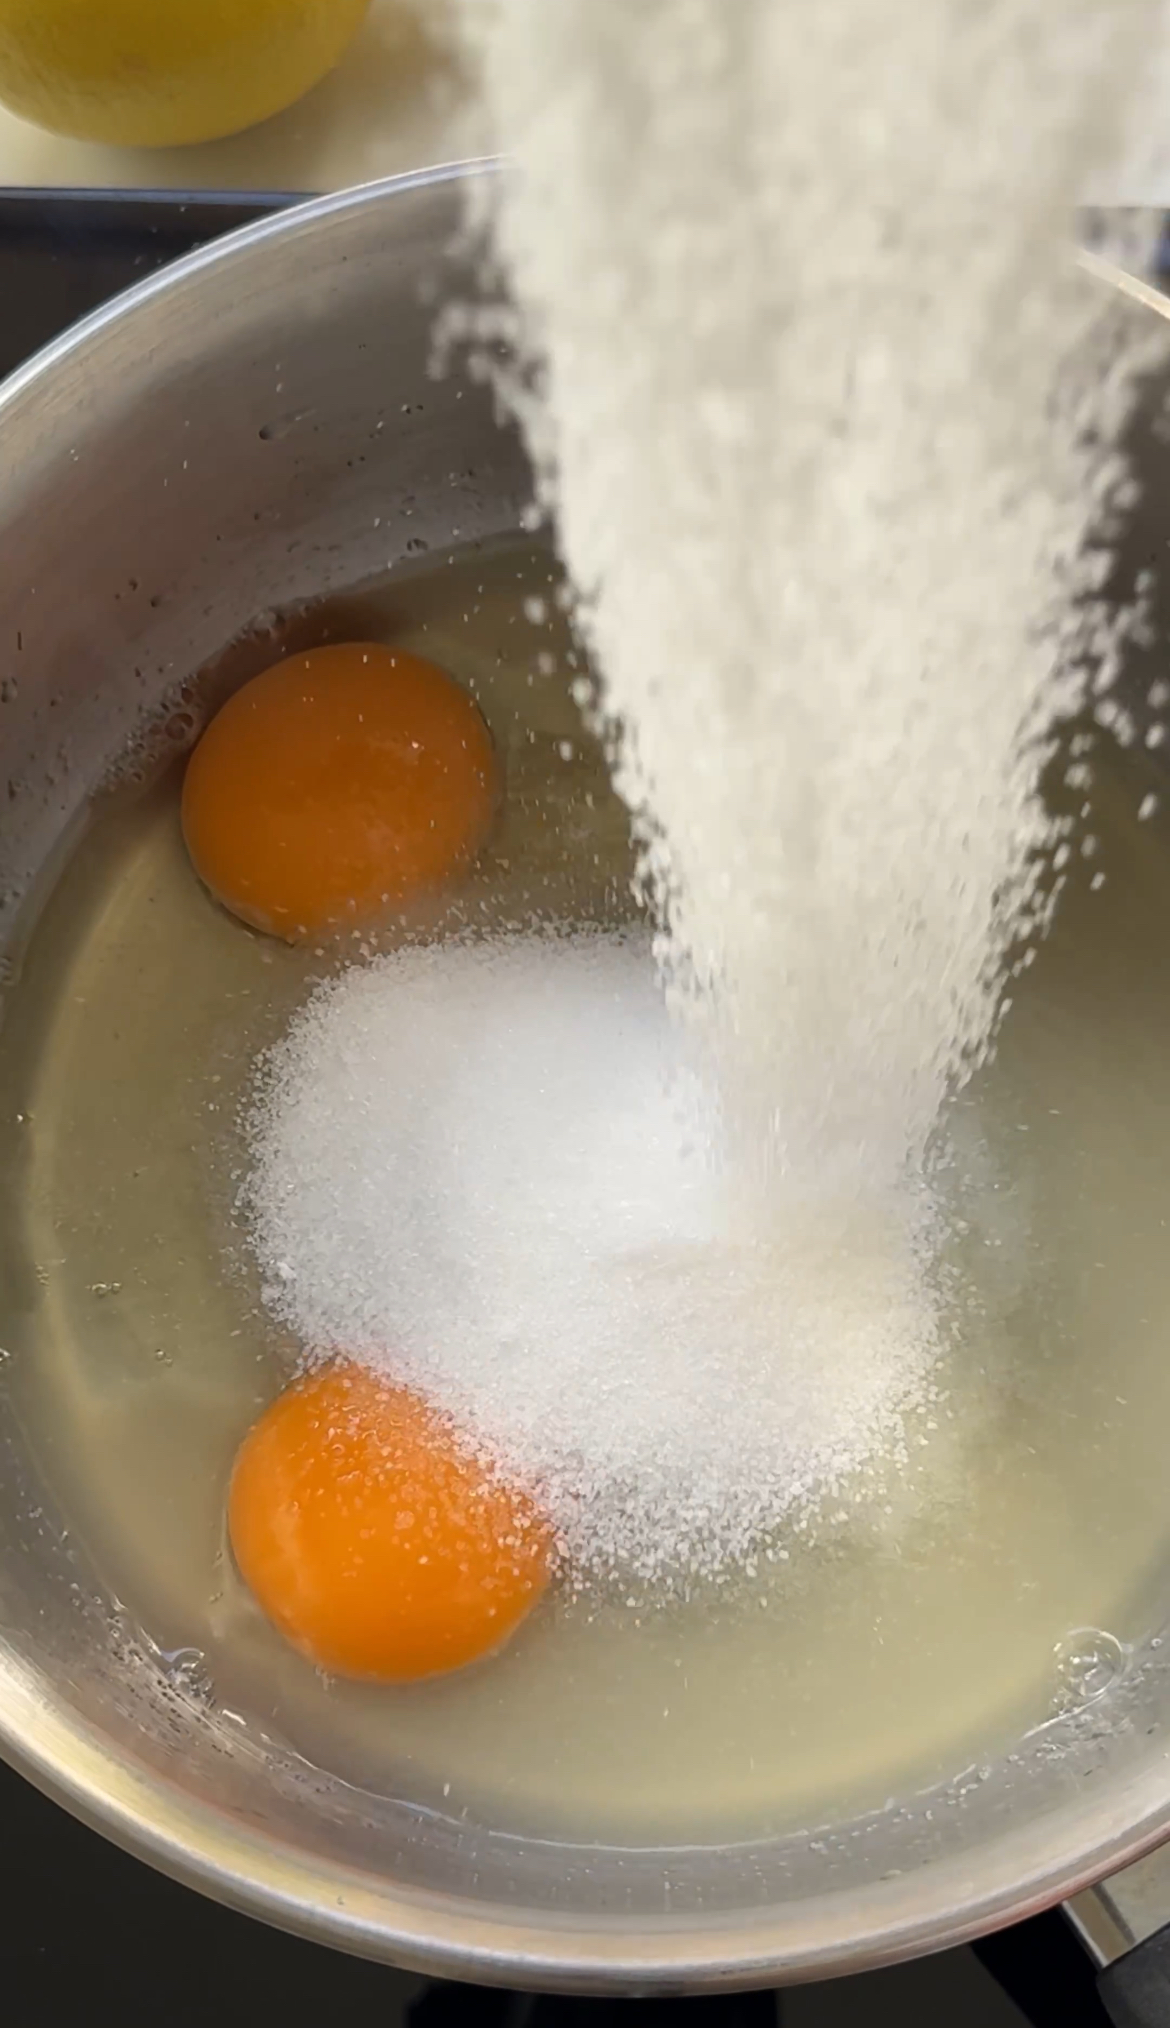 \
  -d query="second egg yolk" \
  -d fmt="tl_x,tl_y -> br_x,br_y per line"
228,1363 -> 553,1682
181,642 -> 498,941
